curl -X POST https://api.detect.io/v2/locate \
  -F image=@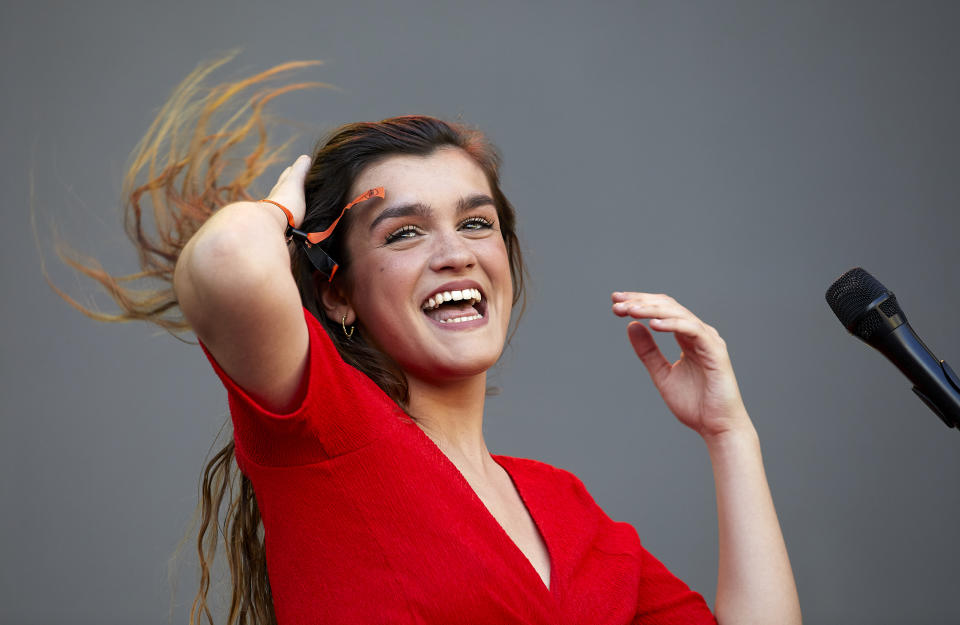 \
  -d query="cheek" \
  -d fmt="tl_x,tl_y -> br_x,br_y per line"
378,257 -> 418,291
353,258 -> 417,317
484,239 -> 512,285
